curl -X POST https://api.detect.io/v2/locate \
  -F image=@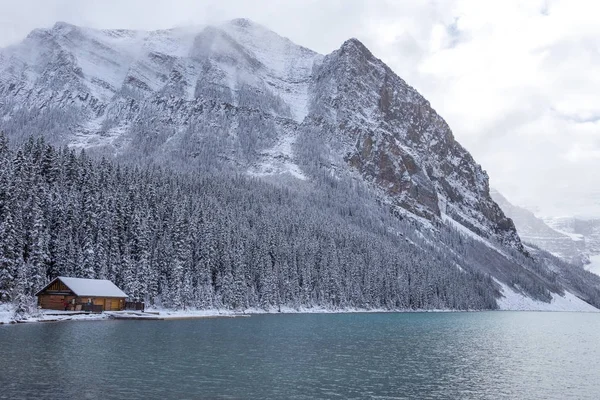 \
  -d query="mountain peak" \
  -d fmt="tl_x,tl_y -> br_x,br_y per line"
339,37 -> 373,58
341,37 -> 366,49
52,21 -> 78,33
222,18 -> 275,35
228,18 -> 255,28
